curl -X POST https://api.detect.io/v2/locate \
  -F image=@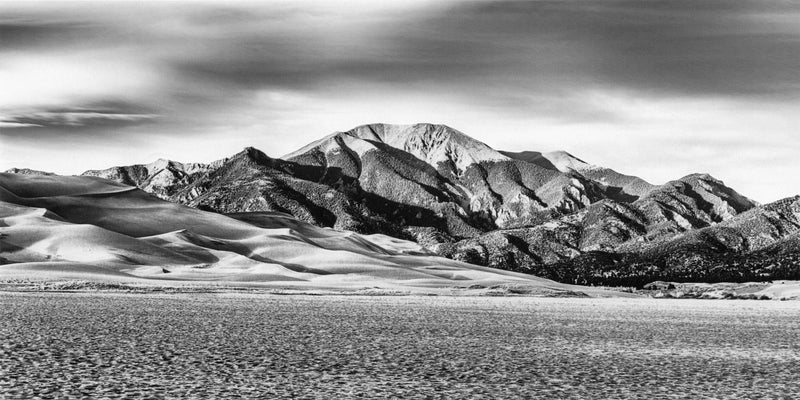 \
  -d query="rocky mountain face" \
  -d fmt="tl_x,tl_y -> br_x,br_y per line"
3,168 -> 54,176
58,122 -> 790,286
439,174 -> 782,284
499,150 -> 657,202
538,195 -> 800,287
83,159 -> 218,200
282,123 -> 638,232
